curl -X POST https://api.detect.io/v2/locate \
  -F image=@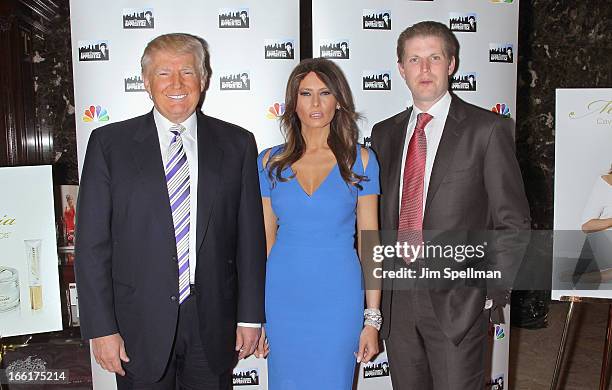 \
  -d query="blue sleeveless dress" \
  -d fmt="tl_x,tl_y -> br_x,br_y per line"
257,146 -> 380,390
